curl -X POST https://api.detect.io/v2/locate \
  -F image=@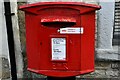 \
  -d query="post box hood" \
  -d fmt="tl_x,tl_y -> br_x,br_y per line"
19,2 -> 101,15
